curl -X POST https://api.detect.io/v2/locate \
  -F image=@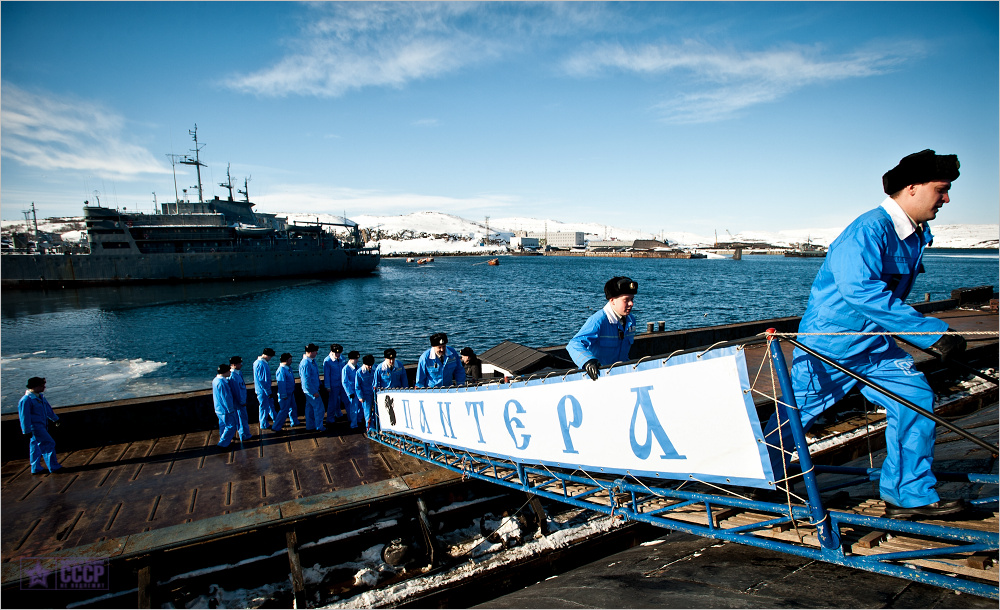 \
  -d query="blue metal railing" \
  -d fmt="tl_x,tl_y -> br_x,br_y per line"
368,333 -> 999,599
